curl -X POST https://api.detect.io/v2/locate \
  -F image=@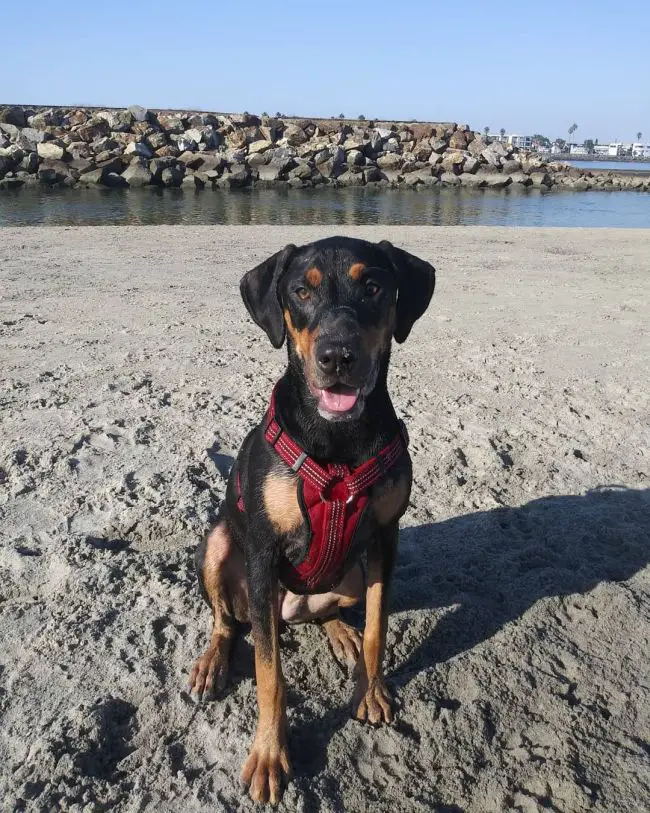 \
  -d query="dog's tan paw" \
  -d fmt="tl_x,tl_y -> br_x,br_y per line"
241,737 -> 292,805
323,617 -> 362,668
187,638 -> 230,702
353,677 -> 394,725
